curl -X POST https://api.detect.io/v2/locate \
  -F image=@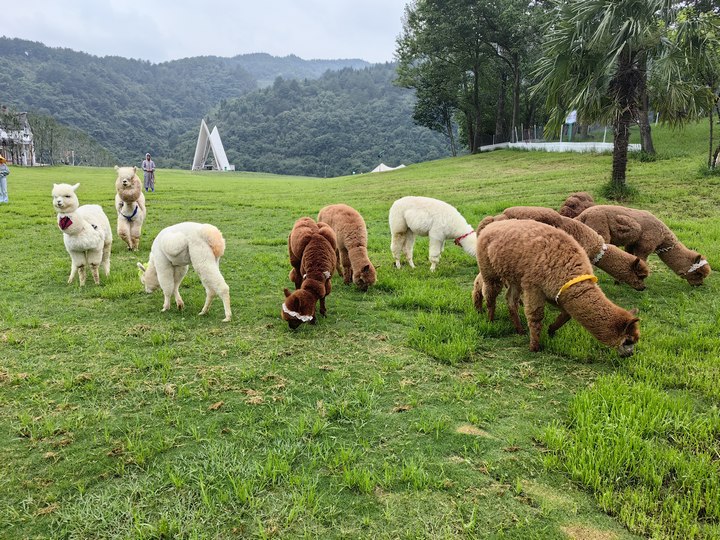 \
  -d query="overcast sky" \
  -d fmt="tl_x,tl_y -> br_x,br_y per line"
3,0 -> 408,64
